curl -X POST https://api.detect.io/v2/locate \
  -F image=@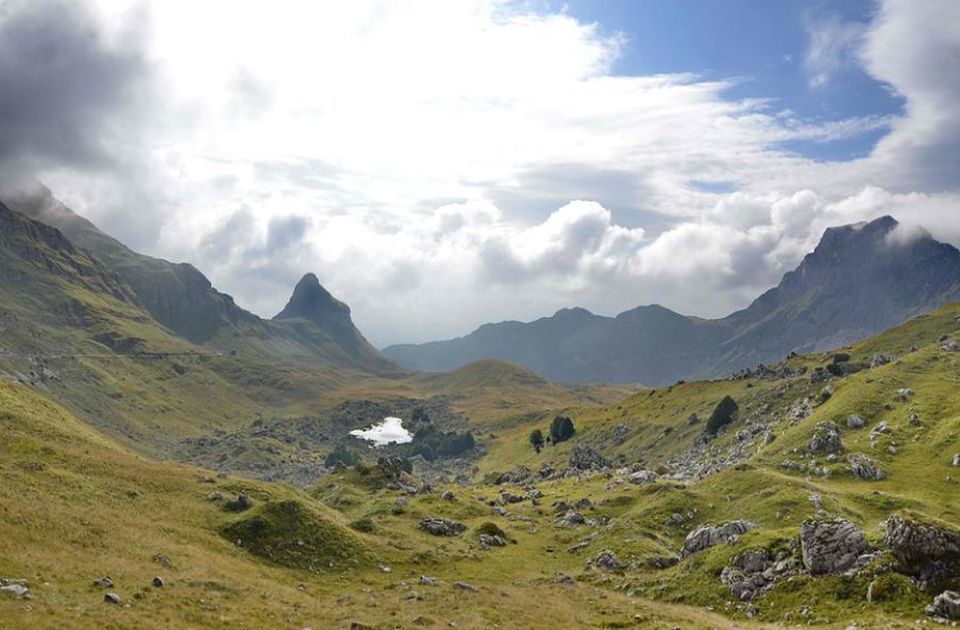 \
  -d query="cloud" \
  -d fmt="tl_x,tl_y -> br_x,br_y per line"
0,0 -> 958,346
0,0 -> 151,179
804,14 -> 865,88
